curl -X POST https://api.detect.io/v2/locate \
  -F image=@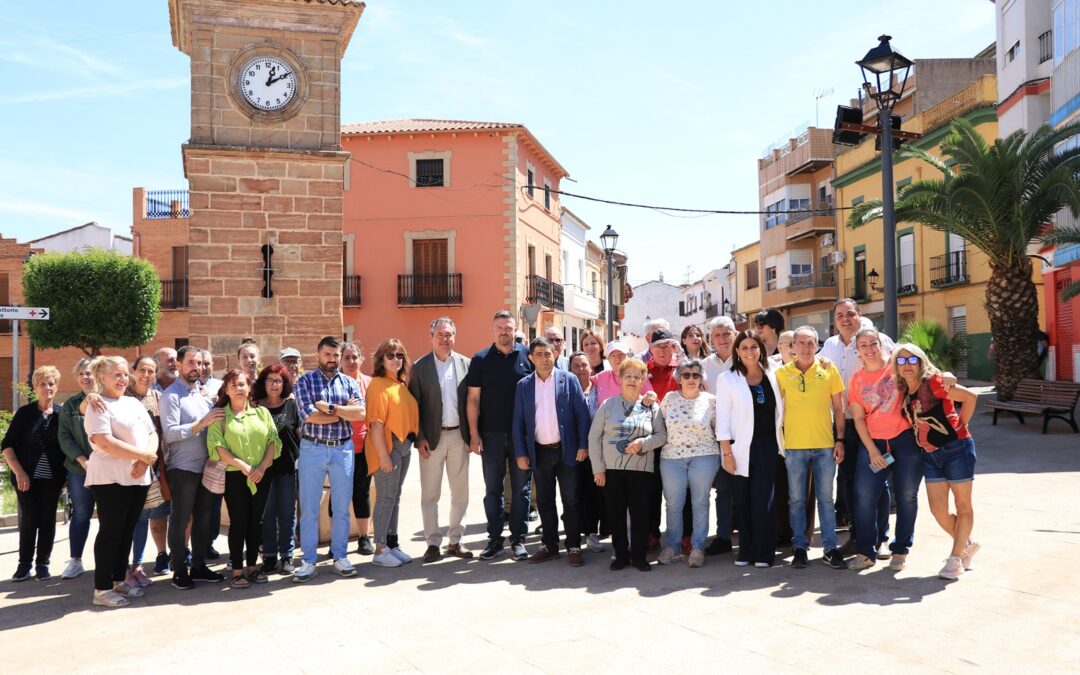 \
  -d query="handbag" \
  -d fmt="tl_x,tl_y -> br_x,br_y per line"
201,459 -> 226,495
144,474 -> 165,509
